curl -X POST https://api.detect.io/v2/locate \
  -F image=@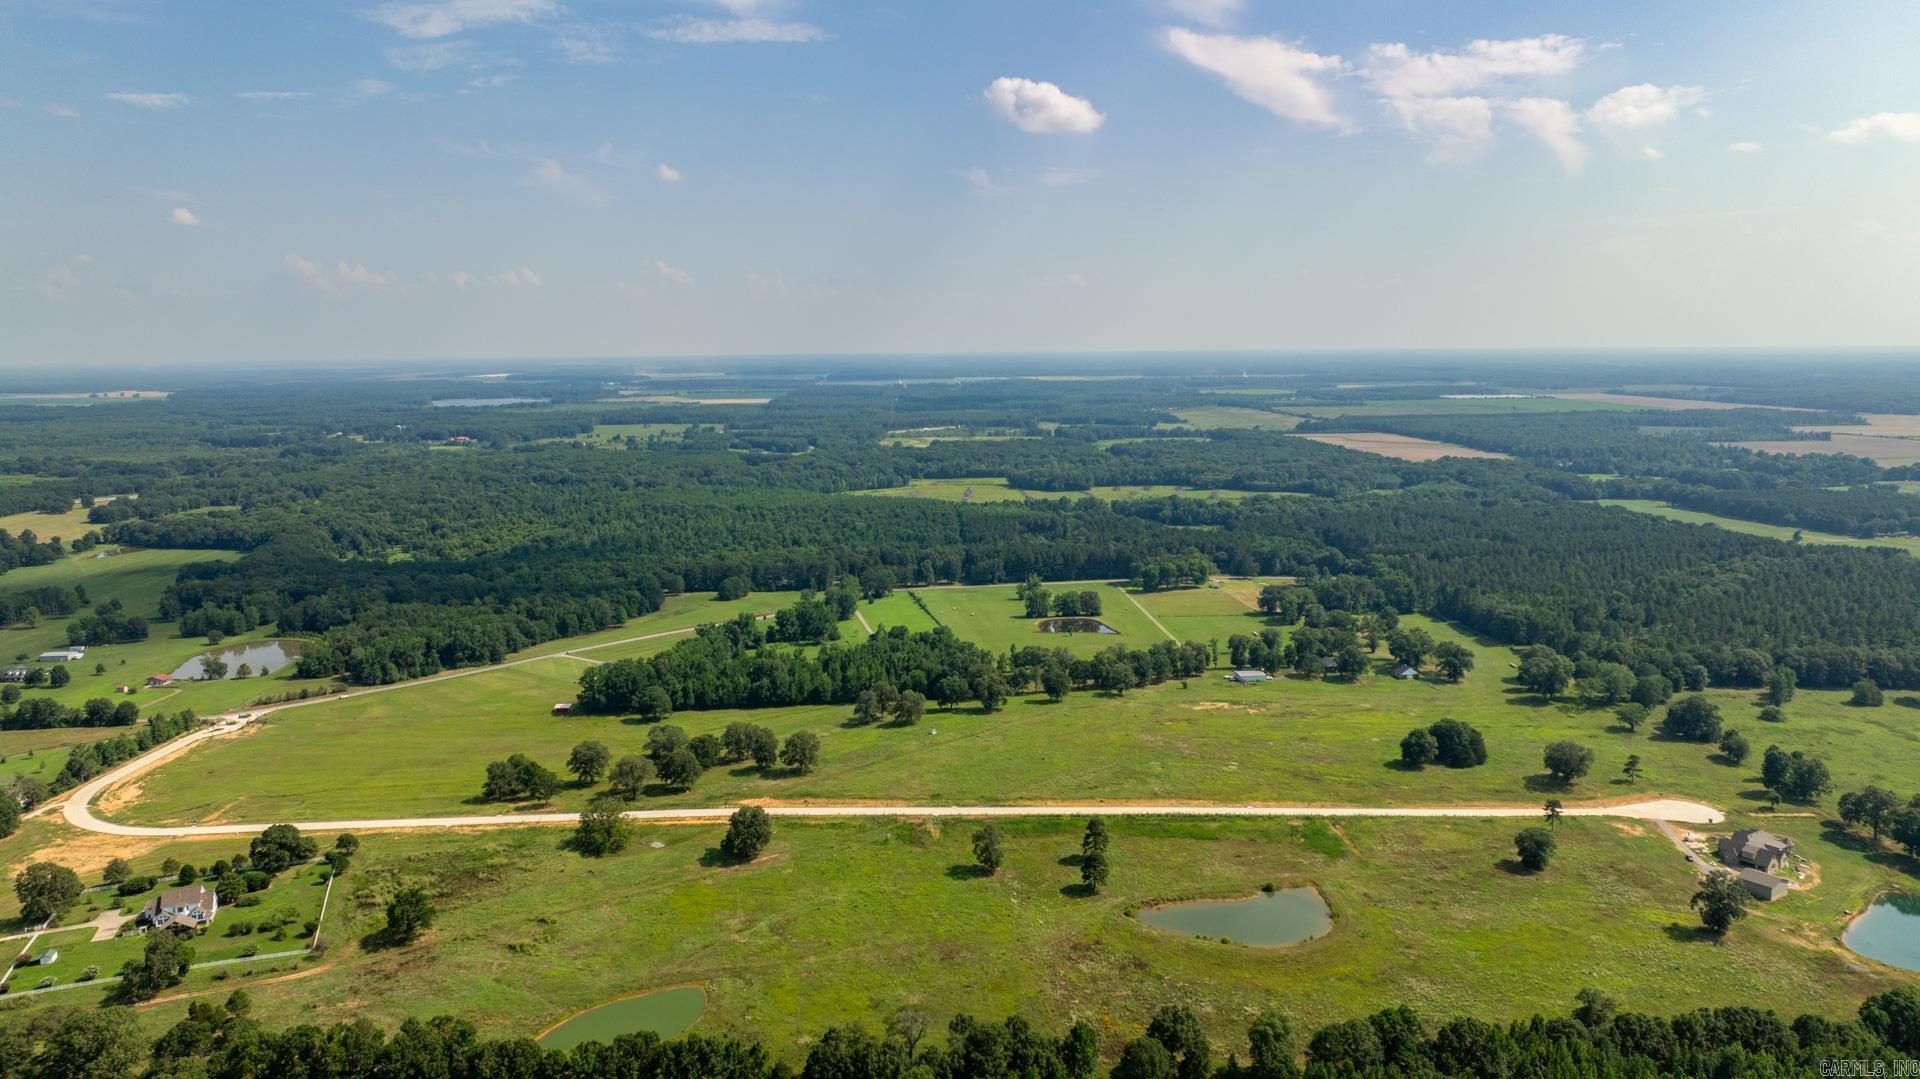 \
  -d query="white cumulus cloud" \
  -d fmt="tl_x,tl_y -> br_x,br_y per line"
1584,84 -> 1706,130
169,207 -> 201,226
1363,36 -> 1585,100
1161,28 -> 1347,129
1504,97 -> 1588,174
656,163 -> 684,182
107,92 -> 189,109
368,0 -> 558,39
656,261 -> 695,285
1728,141 -> 1763,153
983,77 -> 1105,134
1826,112 -> 1920,143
